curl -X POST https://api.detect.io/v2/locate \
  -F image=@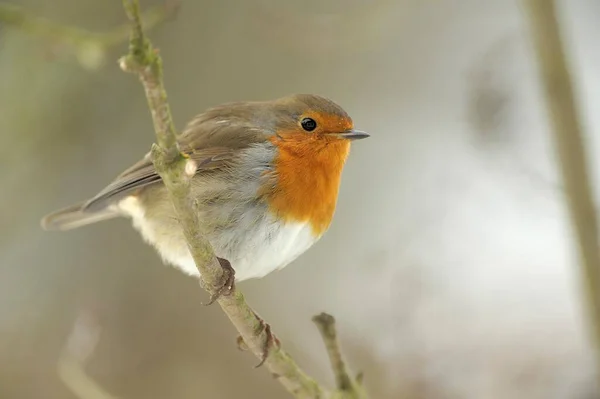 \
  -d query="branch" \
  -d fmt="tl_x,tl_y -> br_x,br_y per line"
0,1 -> 178,70
57,309 -> 117,399
313,314 -> 367,399
58,355 -> 118,399
523,0 -> 600,372
118,1 -> 367,398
